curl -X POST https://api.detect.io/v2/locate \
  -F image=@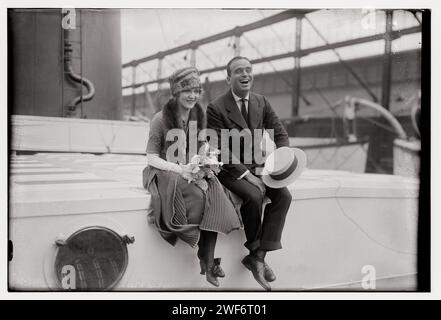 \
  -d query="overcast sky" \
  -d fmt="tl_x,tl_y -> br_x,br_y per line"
121,9 -> 283,63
